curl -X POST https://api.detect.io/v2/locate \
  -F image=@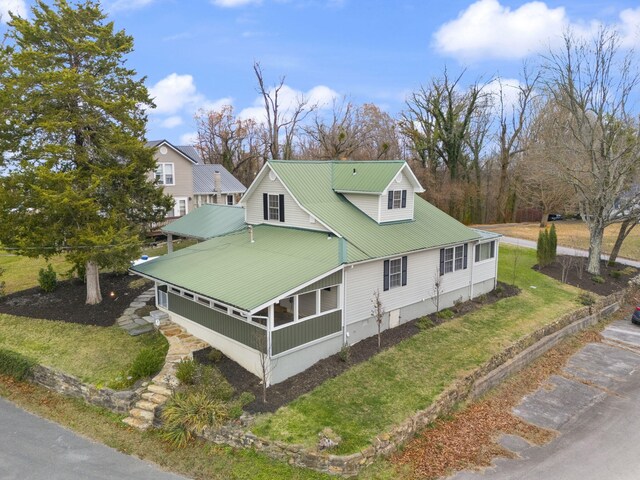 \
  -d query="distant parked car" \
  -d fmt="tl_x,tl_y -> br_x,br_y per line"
548,213 -> 563,221
632,307 -> 640,326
